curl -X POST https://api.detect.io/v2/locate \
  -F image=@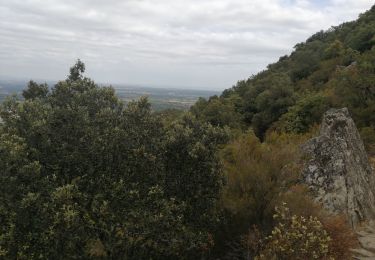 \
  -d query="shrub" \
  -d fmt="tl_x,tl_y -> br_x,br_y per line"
256,204 -> 331,260
321,215 -> 359,260
213,131 -> 309,258
360,127 -> 375,156
281,186 -> 358,260
220,131 -> 304,230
